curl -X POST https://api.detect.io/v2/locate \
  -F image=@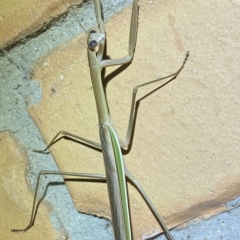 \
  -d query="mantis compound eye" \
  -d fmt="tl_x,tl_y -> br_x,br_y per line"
88,40 -> 98,49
